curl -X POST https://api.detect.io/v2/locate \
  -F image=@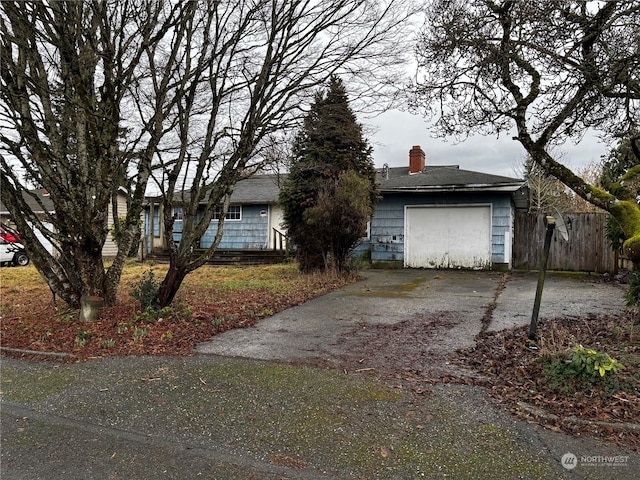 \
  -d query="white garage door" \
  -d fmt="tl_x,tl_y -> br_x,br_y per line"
405,205 -> 492,269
